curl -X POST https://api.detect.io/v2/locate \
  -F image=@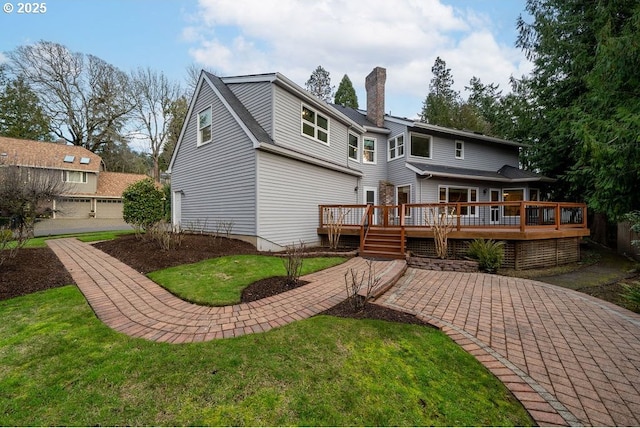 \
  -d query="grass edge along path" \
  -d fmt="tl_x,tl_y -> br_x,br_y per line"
148,255 -> 348,306
21,230 -> 136,248
0,285 -> 533,426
